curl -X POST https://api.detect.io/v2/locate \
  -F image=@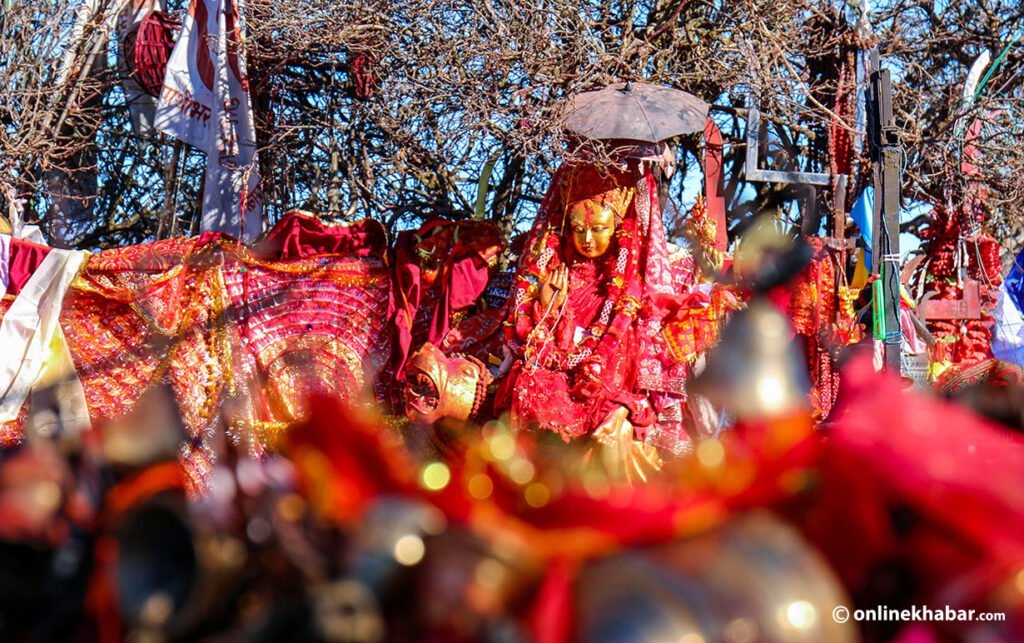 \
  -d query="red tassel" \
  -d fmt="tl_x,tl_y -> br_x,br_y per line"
350,52 -> 376,100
